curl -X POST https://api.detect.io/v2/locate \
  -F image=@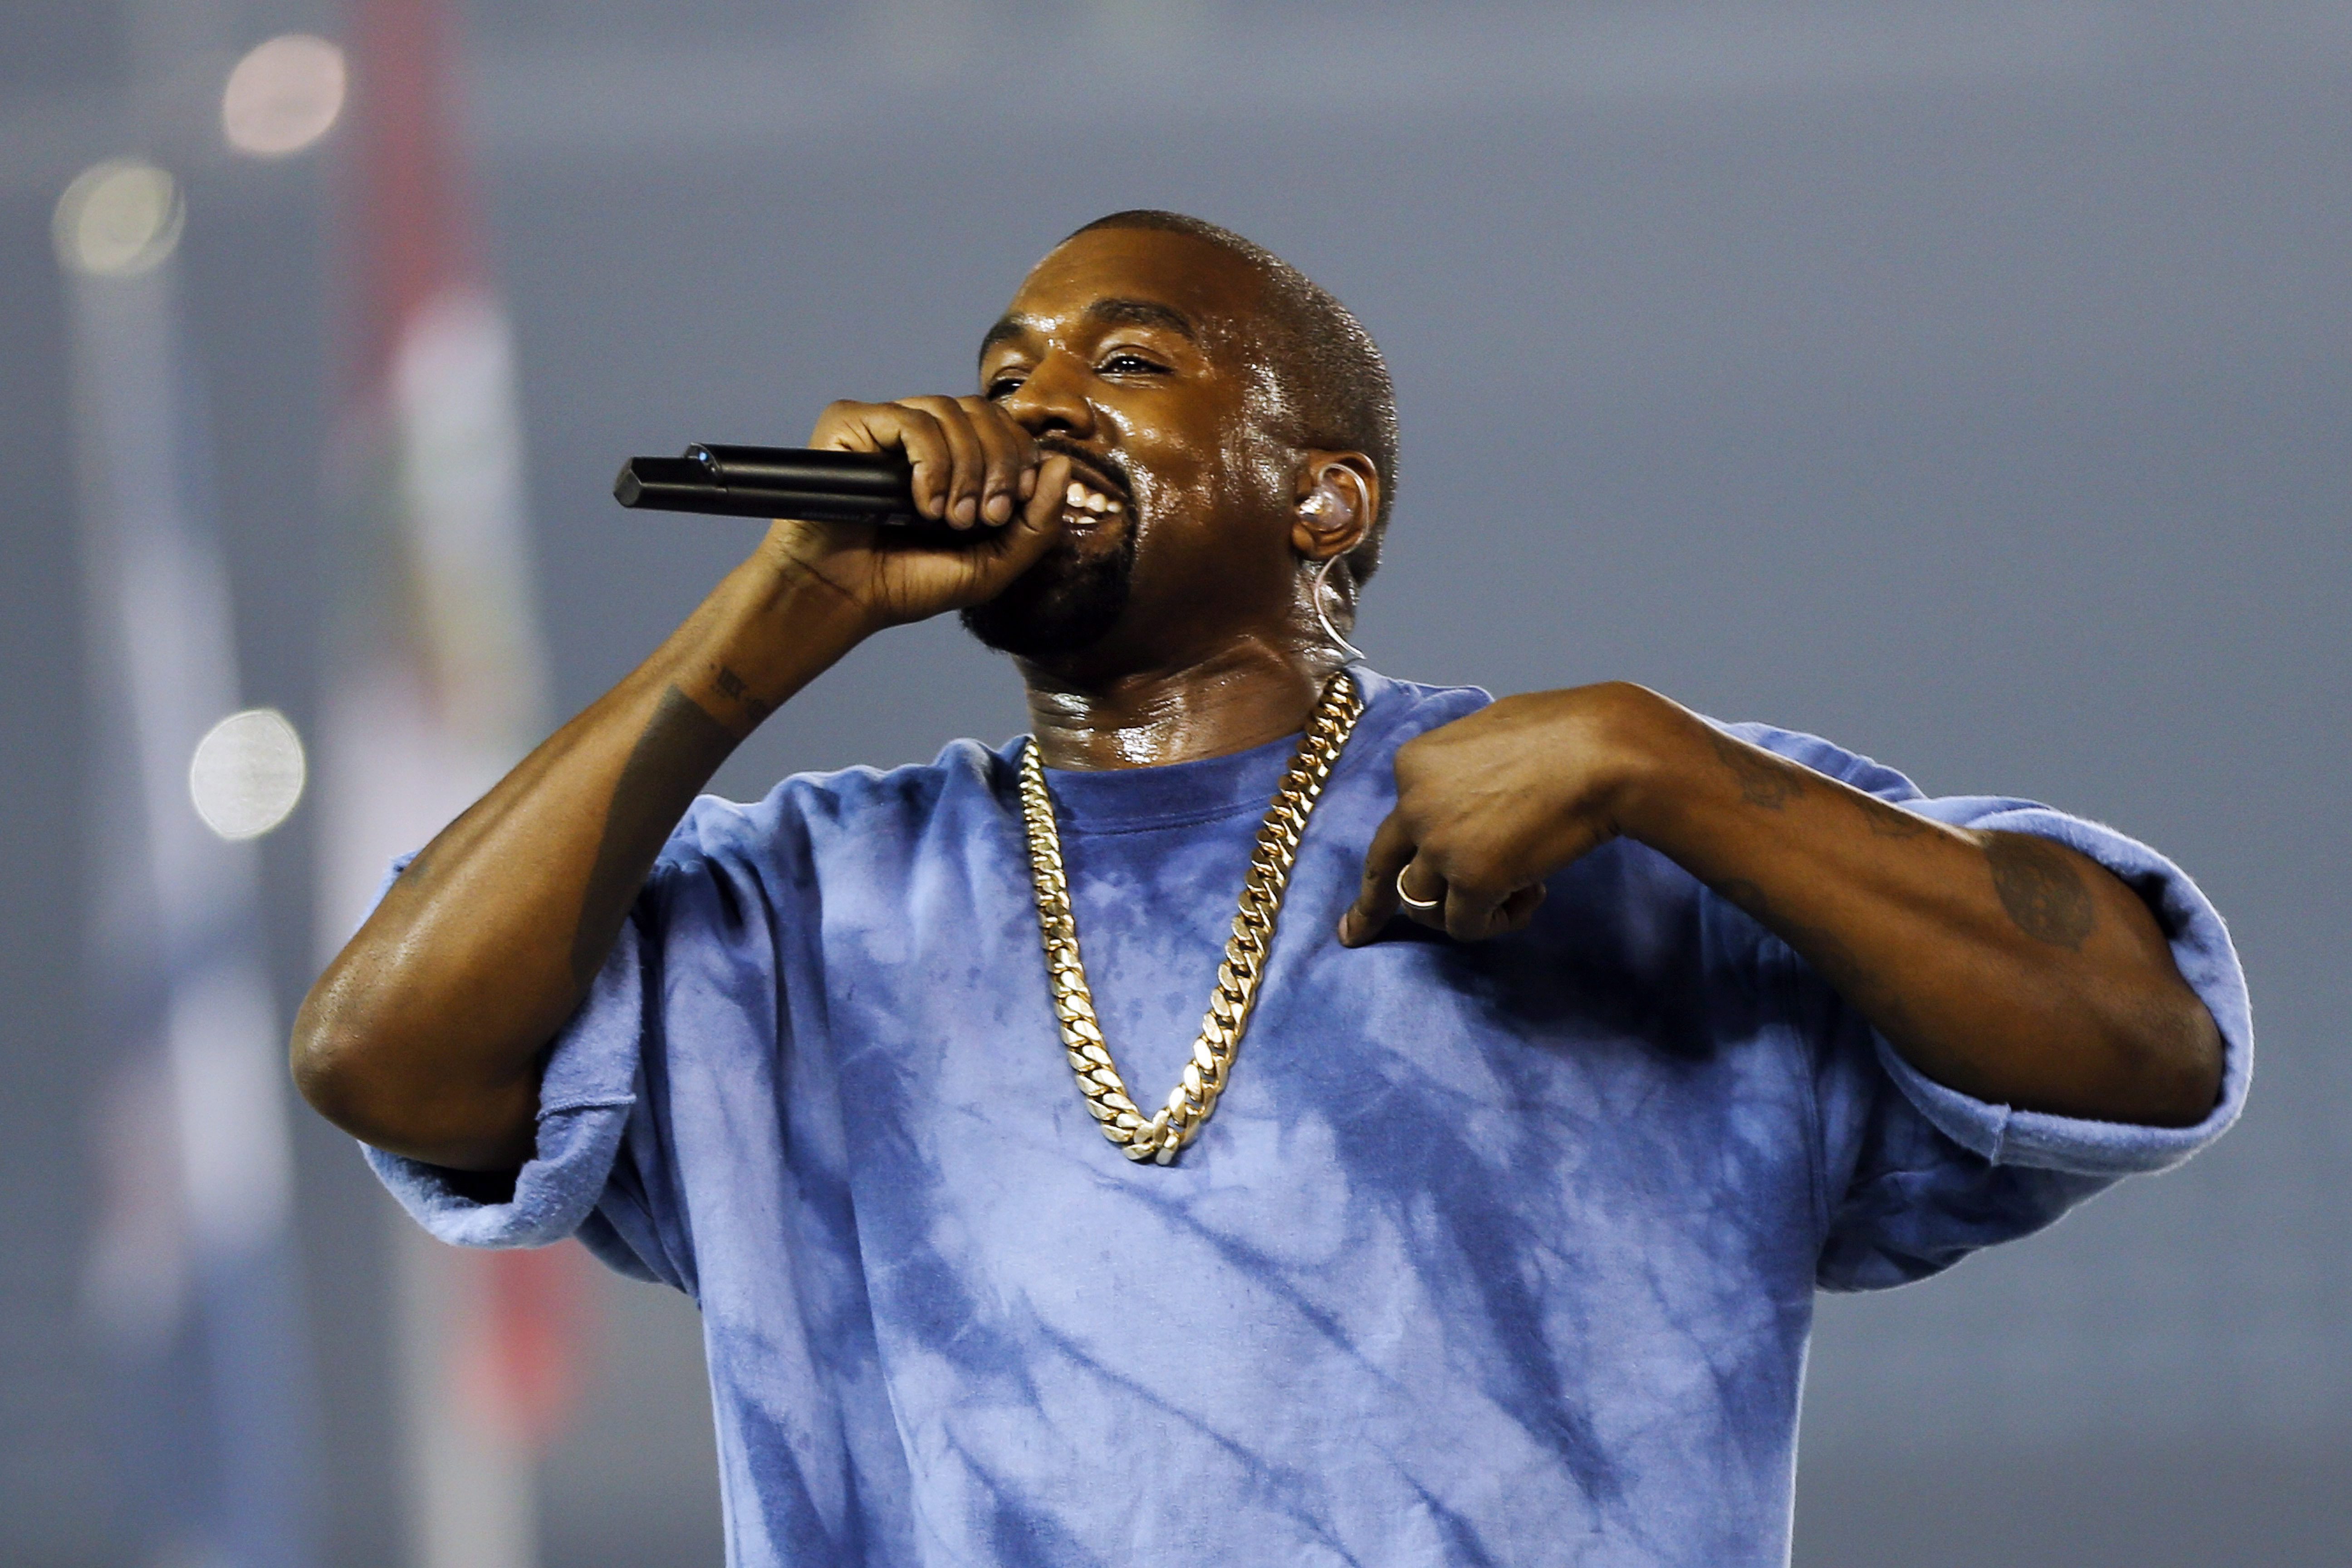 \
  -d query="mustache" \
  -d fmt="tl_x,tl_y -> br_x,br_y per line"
1034,438 -> 1132,506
